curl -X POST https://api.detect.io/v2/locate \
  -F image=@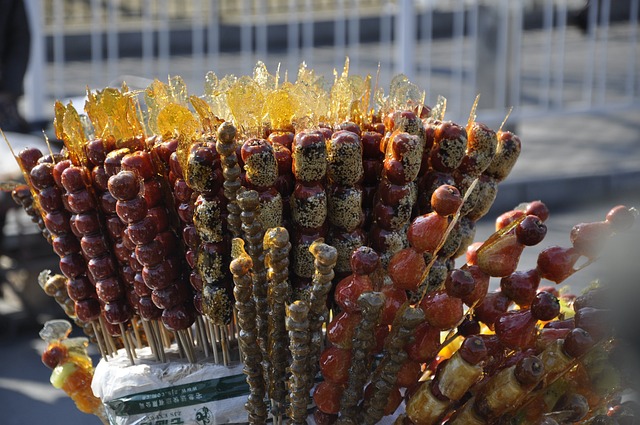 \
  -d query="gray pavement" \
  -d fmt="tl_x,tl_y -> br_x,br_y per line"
1,22 -> 640,425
